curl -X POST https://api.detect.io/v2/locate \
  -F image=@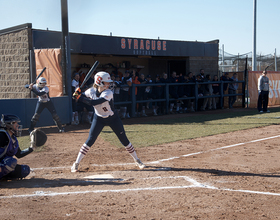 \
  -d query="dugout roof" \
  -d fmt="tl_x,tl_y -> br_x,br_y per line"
32,29 -> 218,58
